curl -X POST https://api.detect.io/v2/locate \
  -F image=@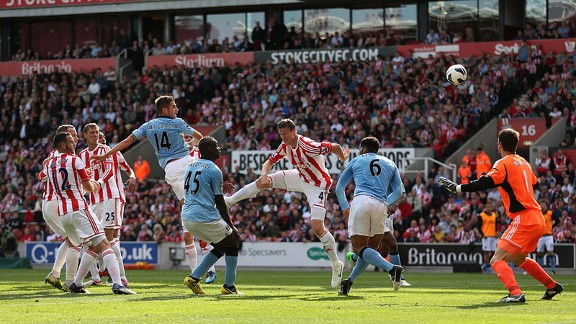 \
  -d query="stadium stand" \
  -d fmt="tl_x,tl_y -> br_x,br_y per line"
0,37 -> 575,252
